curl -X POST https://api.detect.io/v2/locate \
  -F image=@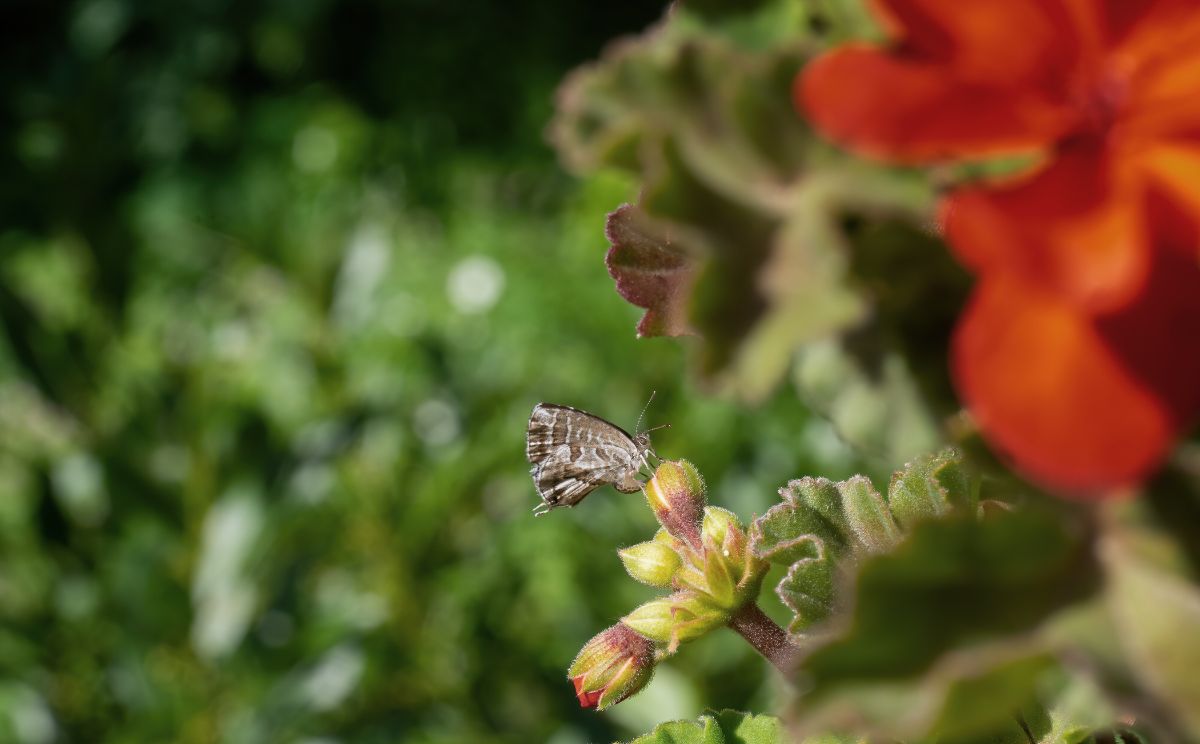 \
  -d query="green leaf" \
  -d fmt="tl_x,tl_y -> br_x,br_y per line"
790,215 -> 970,465
711,709 -> 787,744
671,0 -> 811,50
795,643 -> 1059,742
606,203 -> 698,338
790,508 -> 1101,740
804,509 -> 1098,682
625,710 -> 790,744
753,455 -> 983,637
776,555 -> 835,634
779,476 -> 850,540
551,17 -> 940,402
887,448 -> 973,530
628,715 -> 725,744
837,475 -> 900,554
1104,512 -> 1200,737
928,651 -> 1056,740
750,500 -> 841,566
1032,669 -> 1119,744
